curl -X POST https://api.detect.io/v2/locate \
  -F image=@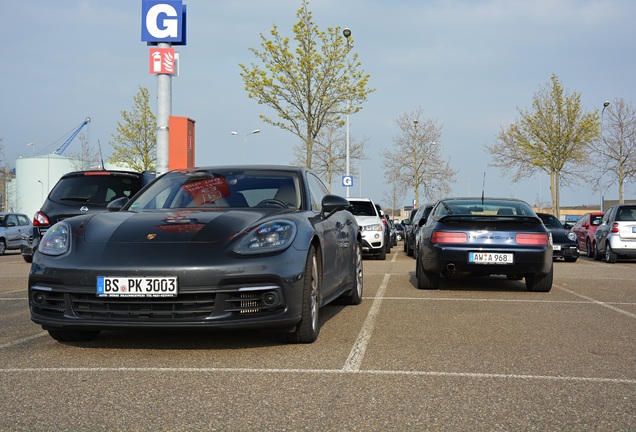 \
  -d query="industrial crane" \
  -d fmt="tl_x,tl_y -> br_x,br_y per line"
53,117 -> 91,155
